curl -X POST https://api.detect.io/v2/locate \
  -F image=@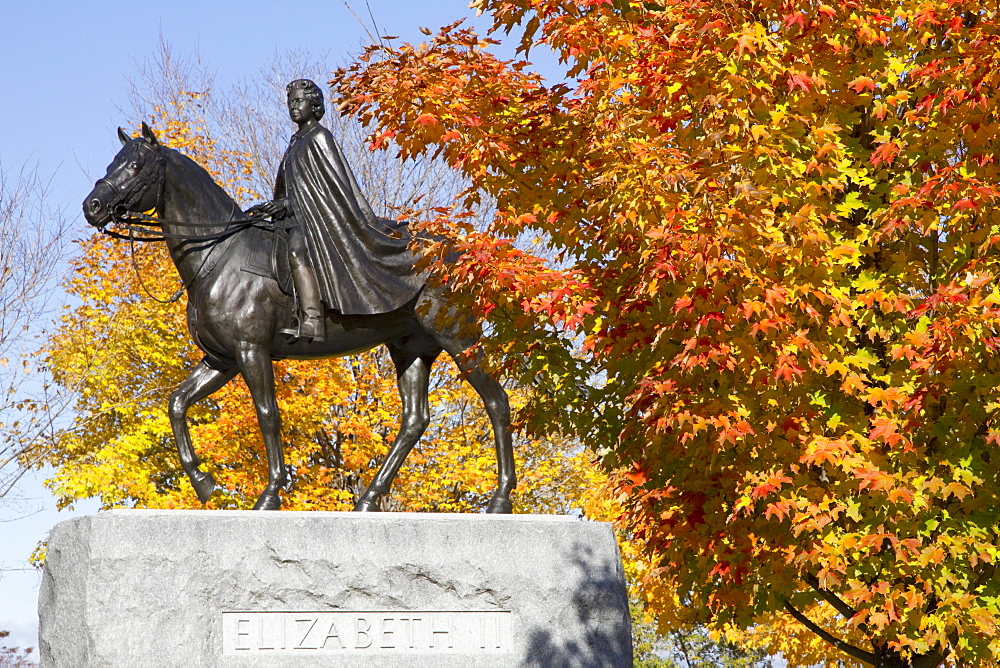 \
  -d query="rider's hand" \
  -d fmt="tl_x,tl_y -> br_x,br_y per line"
246,199 -> 288,219
245,203 -> 268,217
